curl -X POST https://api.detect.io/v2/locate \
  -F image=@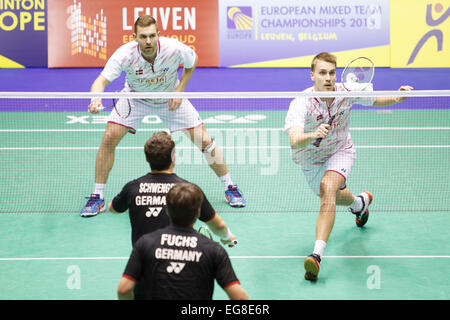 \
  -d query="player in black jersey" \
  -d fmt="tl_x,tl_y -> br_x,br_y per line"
117,182 -> 248,300
108,131 -> 238,247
